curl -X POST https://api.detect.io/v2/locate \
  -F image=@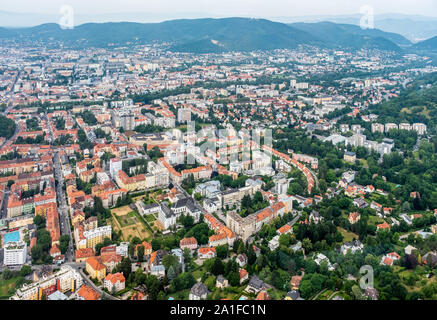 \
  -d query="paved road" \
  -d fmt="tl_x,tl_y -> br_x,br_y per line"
77,267 -> 120,300
289,211 -> 302,226
53,151 -> 74,262
312,288 -> 327,300
0,190 -> 10,219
